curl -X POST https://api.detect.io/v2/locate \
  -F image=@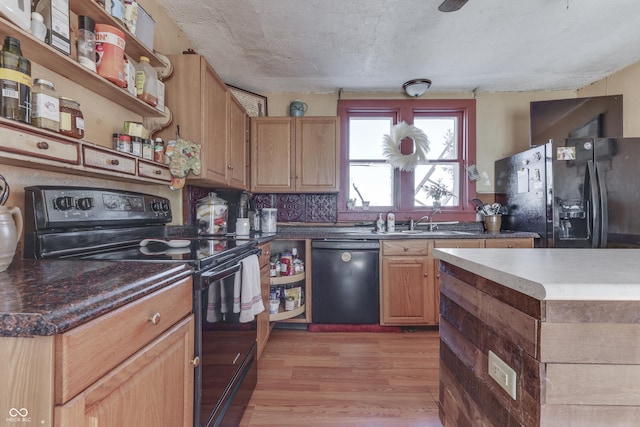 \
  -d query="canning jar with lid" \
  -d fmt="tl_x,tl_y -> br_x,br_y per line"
31,79 -> 60,131
196,192 -> 228,235
59,97 -> 84,139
